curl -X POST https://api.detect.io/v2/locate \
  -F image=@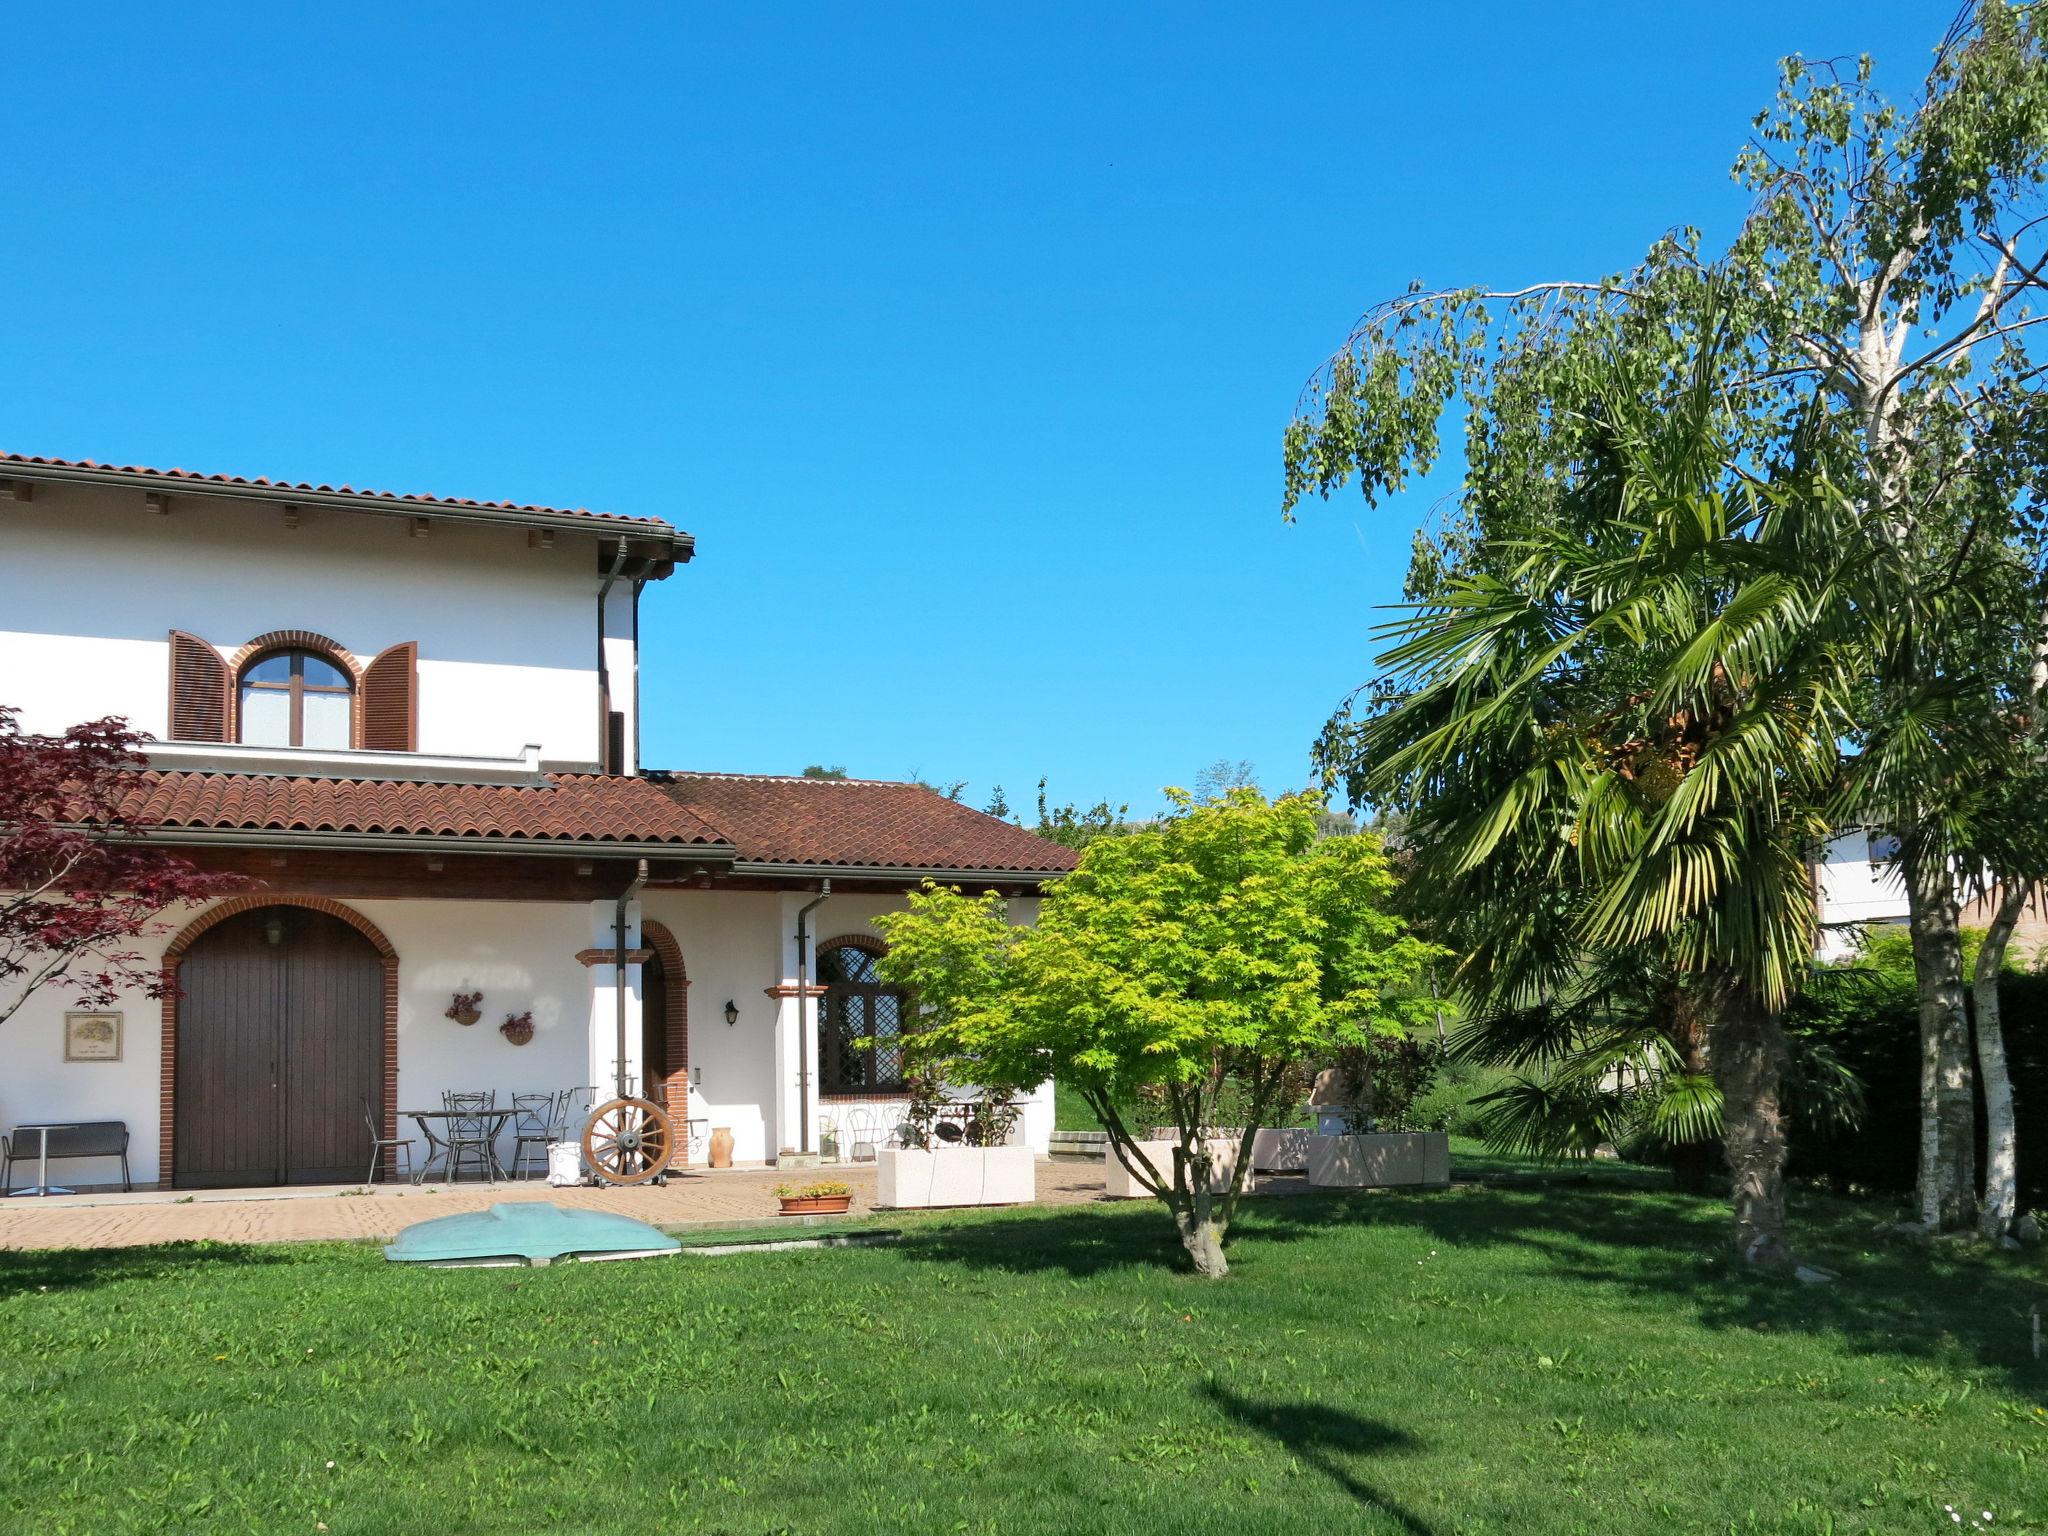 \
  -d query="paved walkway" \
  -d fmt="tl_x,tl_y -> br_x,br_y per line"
0,1158 -> 1236,1251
